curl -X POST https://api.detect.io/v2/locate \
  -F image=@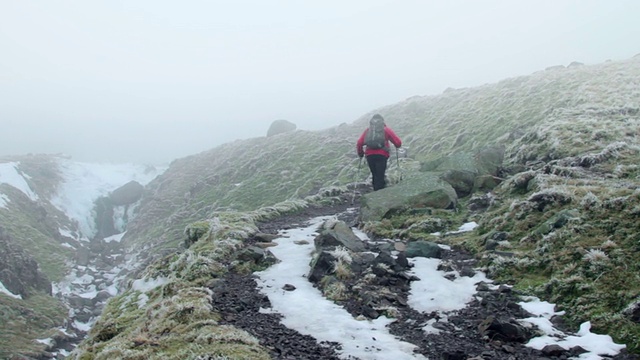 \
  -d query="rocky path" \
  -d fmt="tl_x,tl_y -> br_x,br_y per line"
207,196 -> 638,360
